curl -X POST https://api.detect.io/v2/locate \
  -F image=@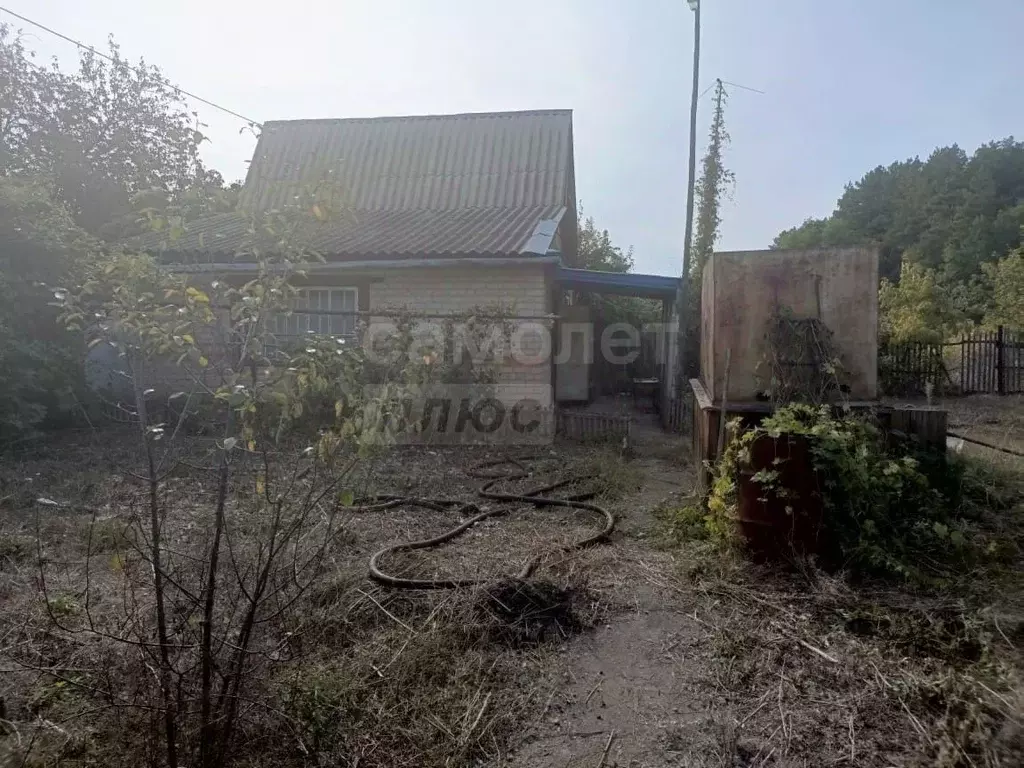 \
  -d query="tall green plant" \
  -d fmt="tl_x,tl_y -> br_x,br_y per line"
684,79 -> 733,375
0,22 -> 229,237
691,79 -> 734,281
879,255 -> 967,342
0,176 -> 95,440
982,248 -> 1024,331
